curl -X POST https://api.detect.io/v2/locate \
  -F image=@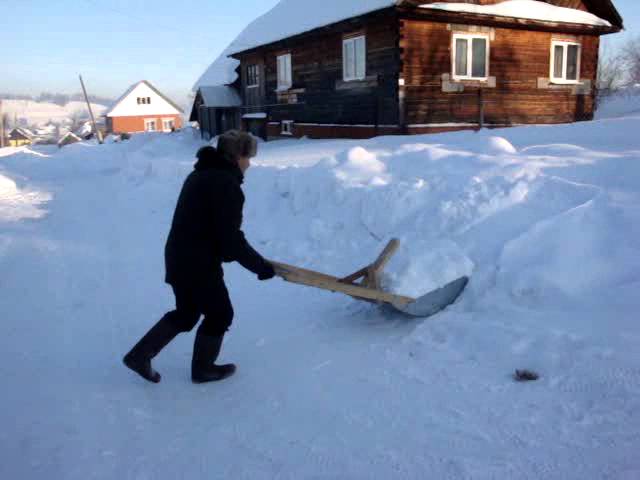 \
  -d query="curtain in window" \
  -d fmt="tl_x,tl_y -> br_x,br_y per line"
455,39 -> 468,77
554,45 -> 564,79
